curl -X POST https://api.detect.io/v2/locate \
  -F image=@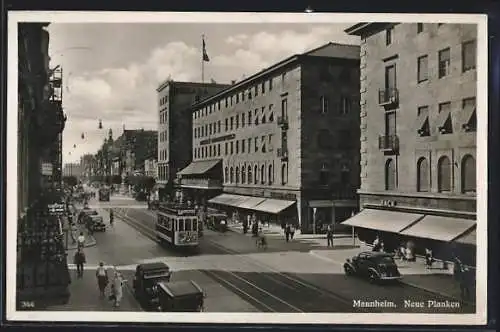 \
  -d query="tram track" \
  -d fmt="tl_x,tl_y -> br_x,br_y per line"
113,208 -> 361,313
